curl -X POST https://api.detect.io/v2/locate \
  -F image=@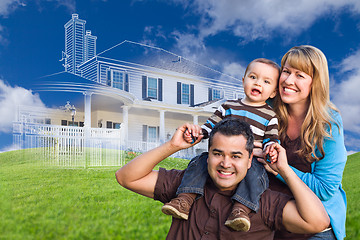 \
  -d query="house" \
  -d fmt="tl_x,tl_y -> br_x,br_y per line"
13,14 -> 244,166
